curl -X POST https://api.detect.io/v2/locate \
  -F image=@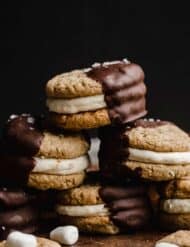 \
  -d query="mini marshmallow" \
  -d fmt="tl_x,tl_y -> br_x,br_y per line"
155,242 -> 179,247
50,226 -> 79,245
6,231 -> 37,247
